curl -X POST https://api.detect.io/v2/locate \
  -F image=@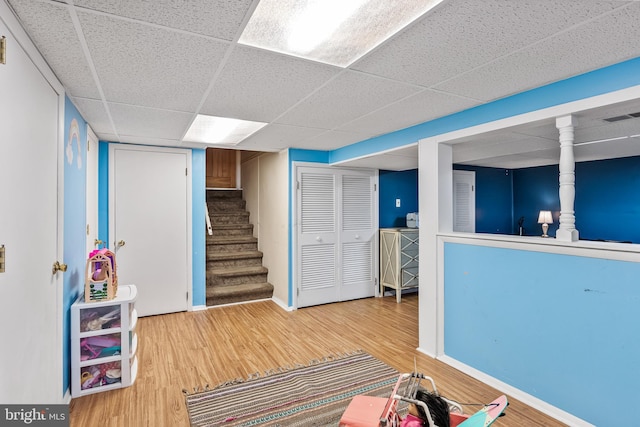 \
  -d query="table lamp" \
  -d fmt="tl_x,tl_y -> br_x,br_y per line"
537,210 -> 553,238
